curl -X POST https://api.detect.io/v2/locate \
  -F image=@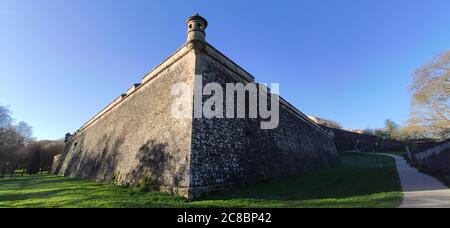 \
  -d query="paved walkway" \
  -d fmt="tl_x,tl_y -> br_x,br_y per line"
379,154 -> 450,208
